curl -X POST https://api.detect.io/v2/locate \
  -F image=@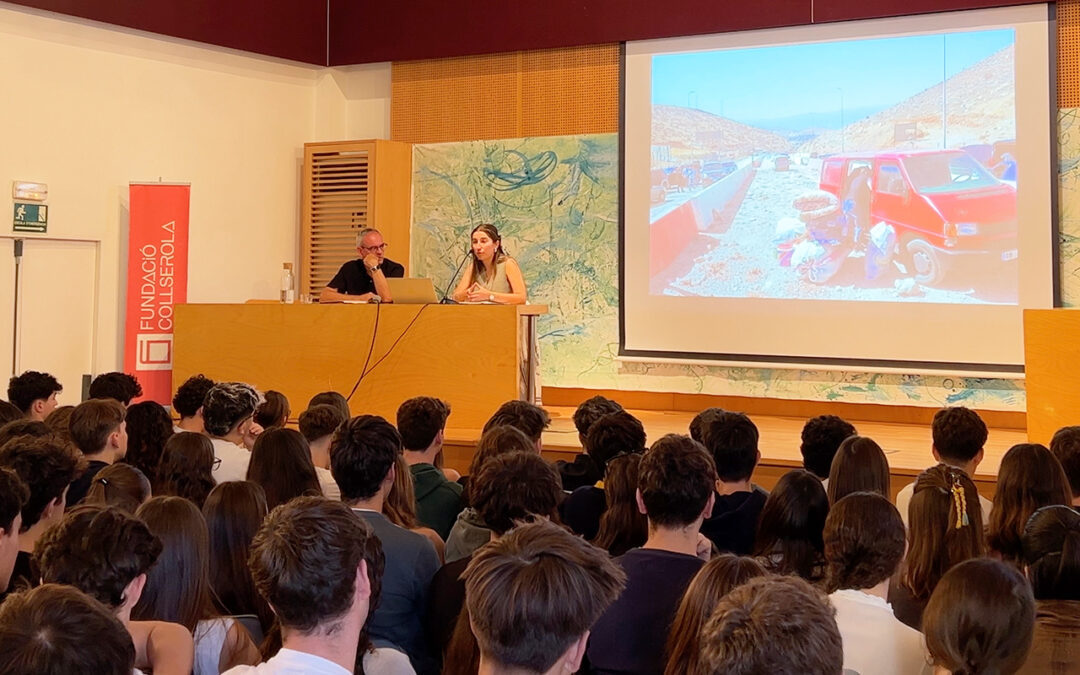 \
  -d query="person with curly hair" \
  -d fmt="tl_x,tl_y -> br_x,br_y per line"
7,370 -> 62,420
800,414 -> 856,482
88,371 -> 143,406
124,401 -> 175,485
158,432 -> 217,508
203,383 -> 260,484
173,374 -> 216,434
